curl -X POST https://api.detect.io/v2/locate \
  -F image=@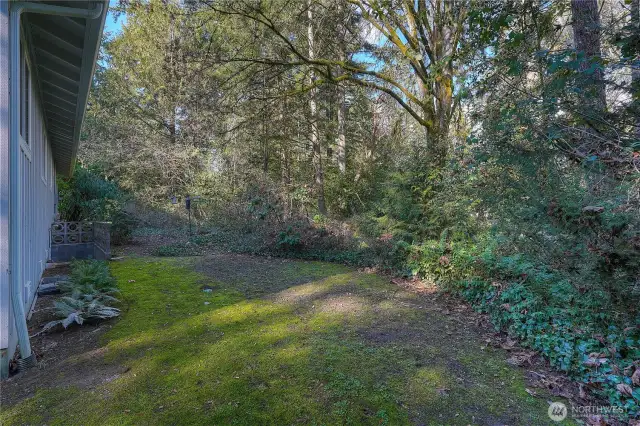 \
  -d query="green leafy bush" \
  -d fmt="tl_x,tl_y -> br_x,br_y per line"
57,165 -> 136,244
42,295 -> 121,332
42,260 -> 120,332
62,260 -> 118,294
276,227 -> 302,250
403,233 -> 640,418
